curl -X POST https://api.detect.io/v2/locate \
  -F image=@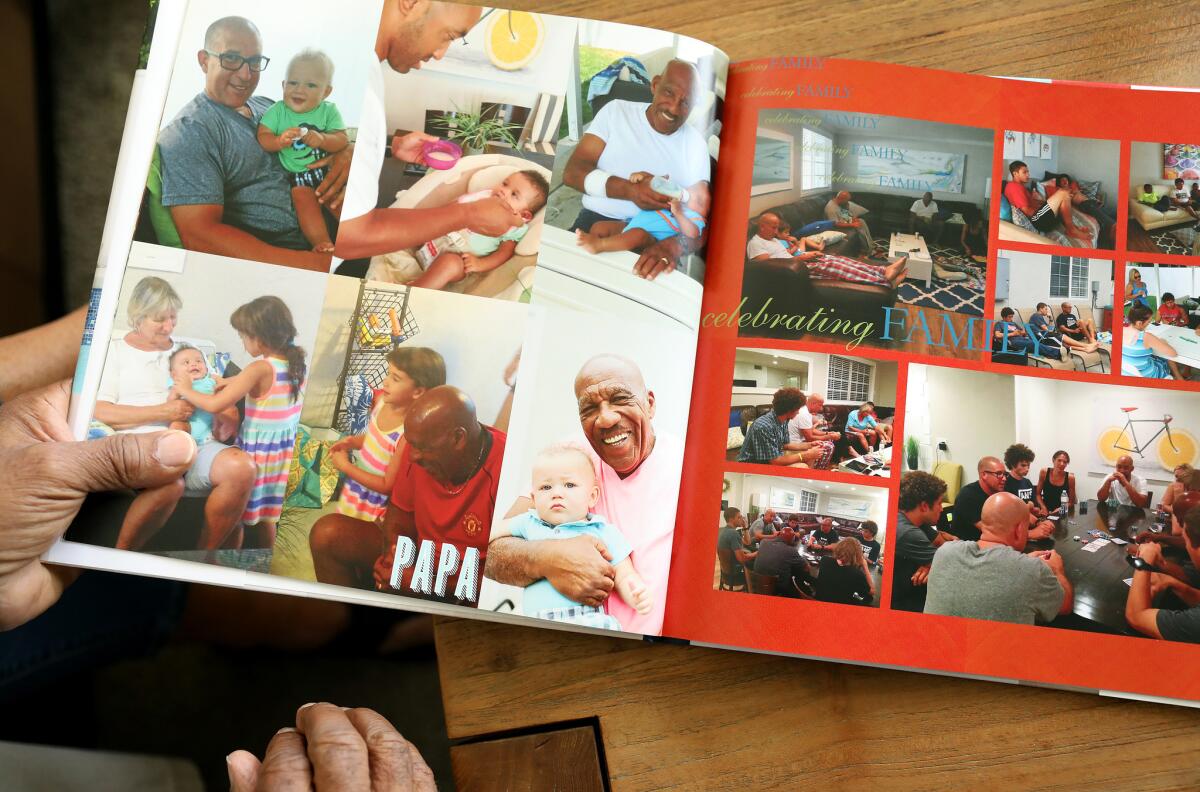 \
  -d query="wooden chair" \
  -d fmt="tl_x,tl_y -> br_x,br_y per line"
716,549 -> 747,591
747,570 -> 778,595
